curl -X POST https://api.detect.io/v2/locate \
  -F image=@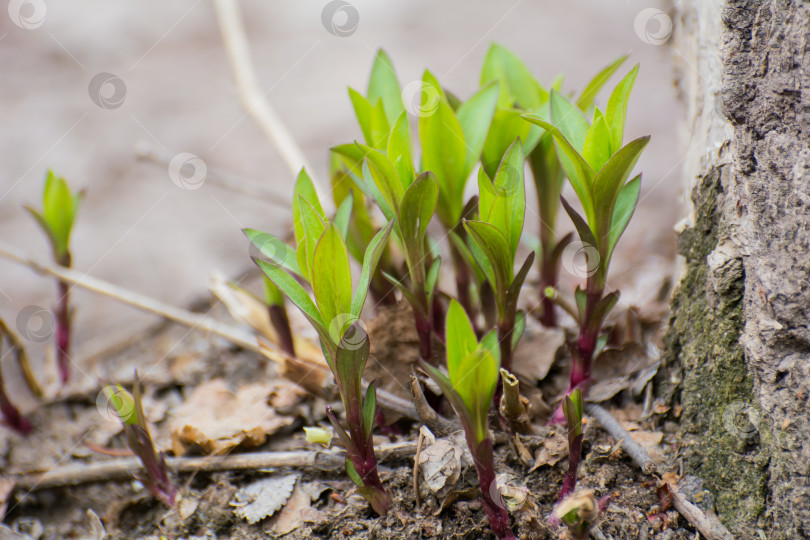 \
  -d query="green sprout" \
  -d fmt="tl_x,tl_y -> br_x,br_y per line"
104,374 -> 176,507
24,170 -> 83,383
422,300 -> 515,539
480,45 -> 629,328
246,168 -> 393,515
521,66 -> 648,422
463,139 -> 534,373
